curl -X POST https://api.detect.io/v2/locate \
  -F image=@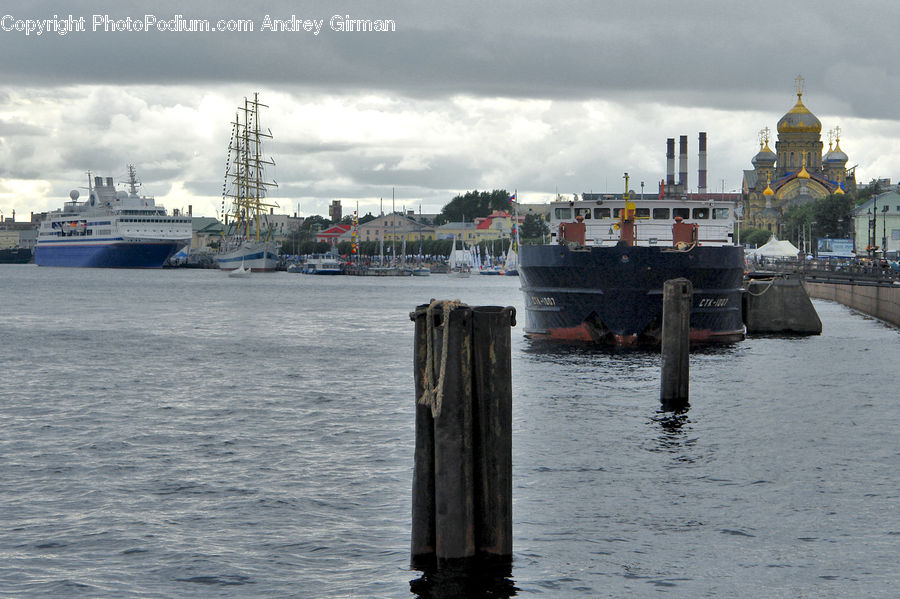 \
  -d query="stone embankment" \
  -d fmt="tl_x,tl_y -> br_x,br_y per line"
753,260 -> 900,328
